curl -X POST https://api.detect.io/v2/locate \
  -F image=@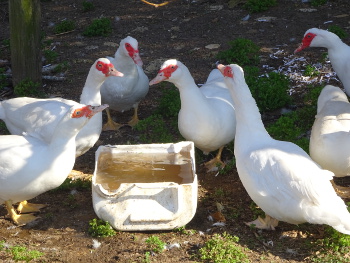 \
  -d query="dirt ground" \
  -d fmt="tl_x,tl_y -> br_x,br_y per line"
1,0 -> 350,262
